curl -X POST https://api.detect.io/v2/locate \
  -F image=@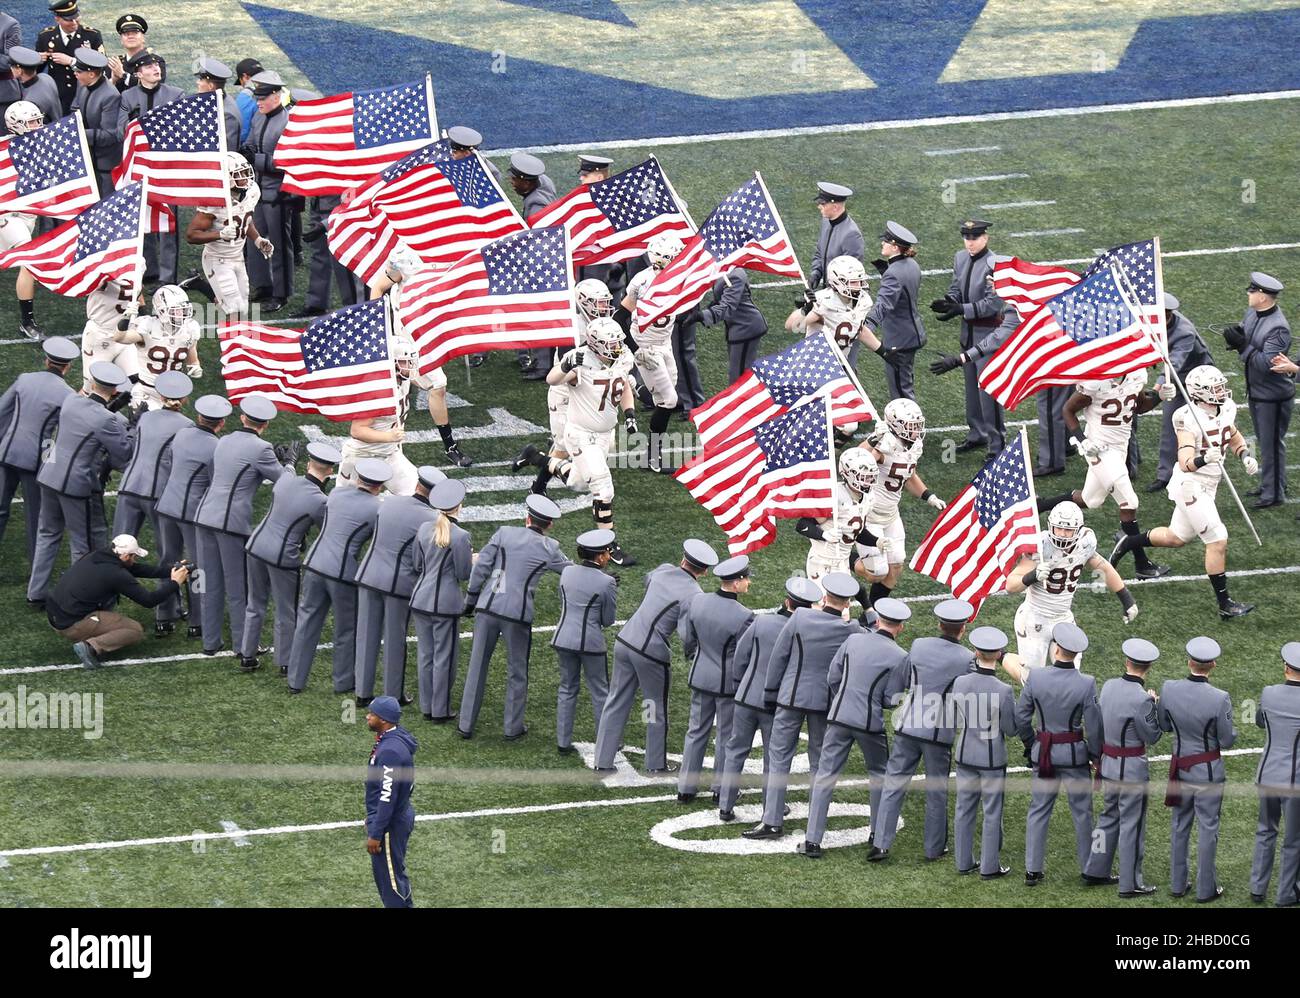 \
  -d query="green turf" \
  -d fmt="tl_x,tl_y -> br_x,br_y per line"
2,96 -> 1298,907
